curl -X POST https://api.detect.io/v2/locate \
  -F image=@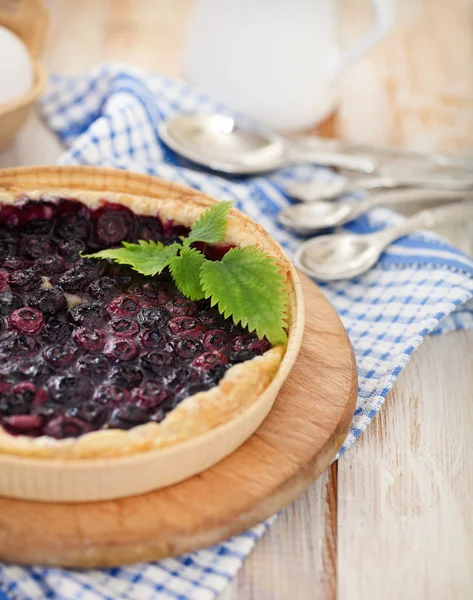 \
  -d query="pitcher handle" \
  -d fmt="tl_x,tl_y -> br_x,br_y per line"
335,0 -> 396,75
